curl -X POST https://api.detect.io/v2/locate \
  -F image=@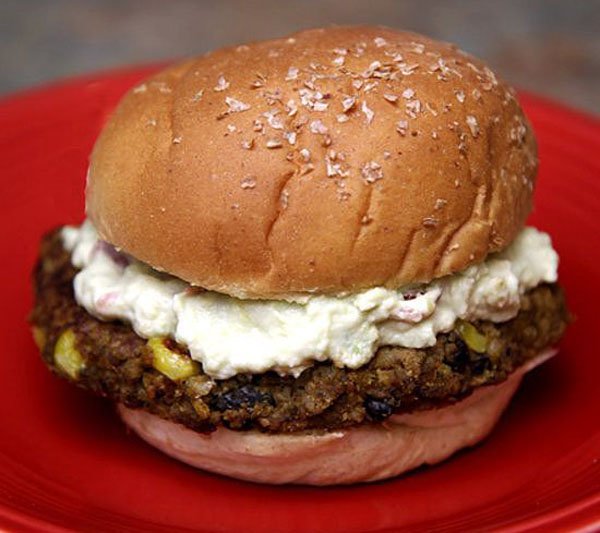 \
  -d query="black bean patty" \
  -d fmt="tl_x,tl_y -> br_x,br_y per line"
30,230 -> 570,434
